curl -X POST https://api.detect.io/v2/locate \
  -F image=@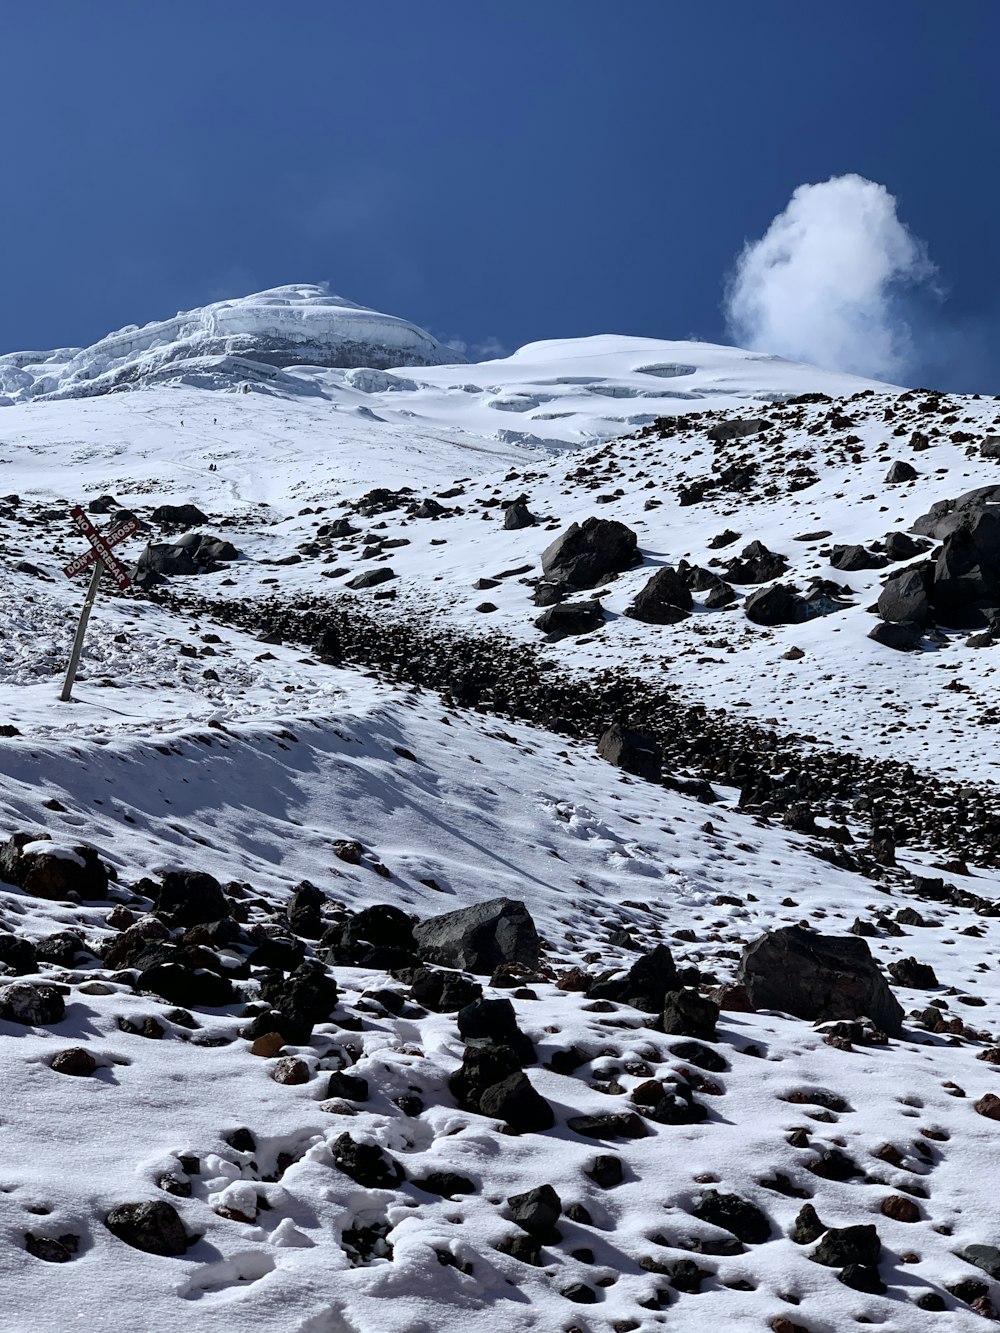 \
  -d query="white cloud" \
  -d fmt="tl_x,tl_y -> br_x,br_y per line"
724,174 -> 937,381
435,333 -> 508,361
